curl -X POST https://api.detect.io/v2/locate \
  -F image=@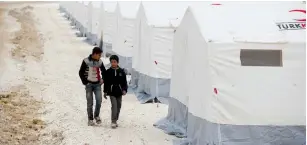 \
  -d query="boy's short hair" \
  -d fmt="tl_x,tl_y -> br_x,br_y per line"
92,47 -> 102,54
109,55 -> 119,62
